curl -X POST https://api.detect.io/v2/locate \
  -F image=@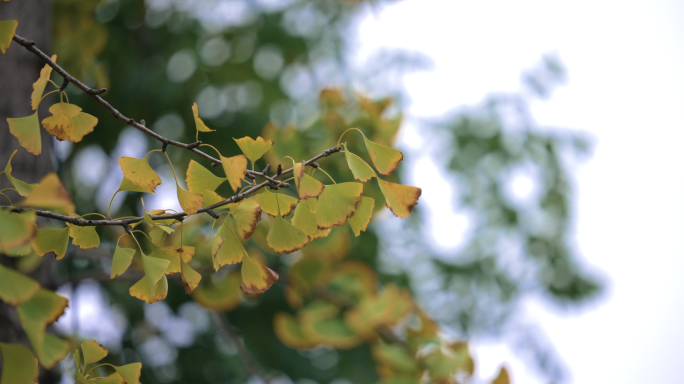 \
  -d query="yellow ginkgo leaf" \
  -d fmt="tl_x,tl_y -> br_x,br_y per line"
0,20 -> 18,55
192,270 -> 242,312
141,253 -> 171,296
16,289 -> 70,368
129,275 -> 168,304
31,54 -> 56,110
376,178 -> 422,218
20,173 -> 75,214
294,162 -> 325,199
316,182 -> 363,230
150,245 -> 193,275
186,160 -> 225,193
3,150 -> 36,196
119,154 -> 162,193
42,102 -> 98,143
113,363 -> 142,384
31,227 -> 69,260
348,196 -> 374,236
192,102 -> 215,133
7,111 -> 41,155
181,259 -> 202,294
240,254 -> 278,294
117,175 -> 154,194
220,154 -> 247,192
176,183 -> 203,215
210,235 -> 224,272
291,198 -> 328,239
228,197 -> 261,239
110,244 -> 136,278
81,340 -> 108,366
68,220 -> 100,250
98,372 -> 125,384
363,136 -> 403,176
344,145 -> 376,182
200,188 -> 225,207
267,216 -> 309,255
0,209 -> 36,253
234,136 -> 274,164
215,223 -> 244,267
255,189 -> 298,217
0,342 -> 39,384
0,264 -> 40,306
